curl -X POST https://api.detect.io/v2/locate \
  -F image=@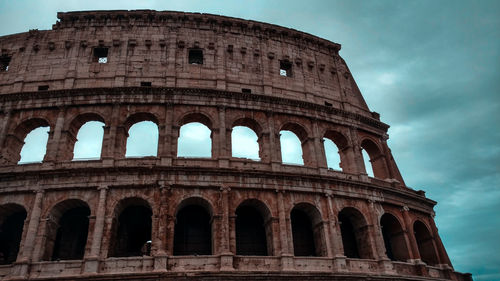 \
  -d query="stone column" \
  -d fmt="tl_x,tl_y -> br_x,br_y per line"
165,186 -> 176,256
401,206 -> 420,261
13,190 -> 44,277
267,112 -> 281,171
0,110 -> 11,149
317,196 -> 332,257
215,33 -> 227,90
23,190 -> 44,262
218,106 -> 229,168
326,194 -> 348,272
165,30 -> 177,87
380,137 -> 395,179
277,191 -> 291,255
84,185 -> 108,273
43,107 -> 66,163
159,105 -> 174,165
276,190 -> 293,270
228,215 -> 237,254
101,104 -> 120,165
153,183 -> 168,272
367,200 -> 388,260
367,200 -> 396,274
312,120 -> 327,173
348,126 -> 367,178
219,186 -> 233,270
